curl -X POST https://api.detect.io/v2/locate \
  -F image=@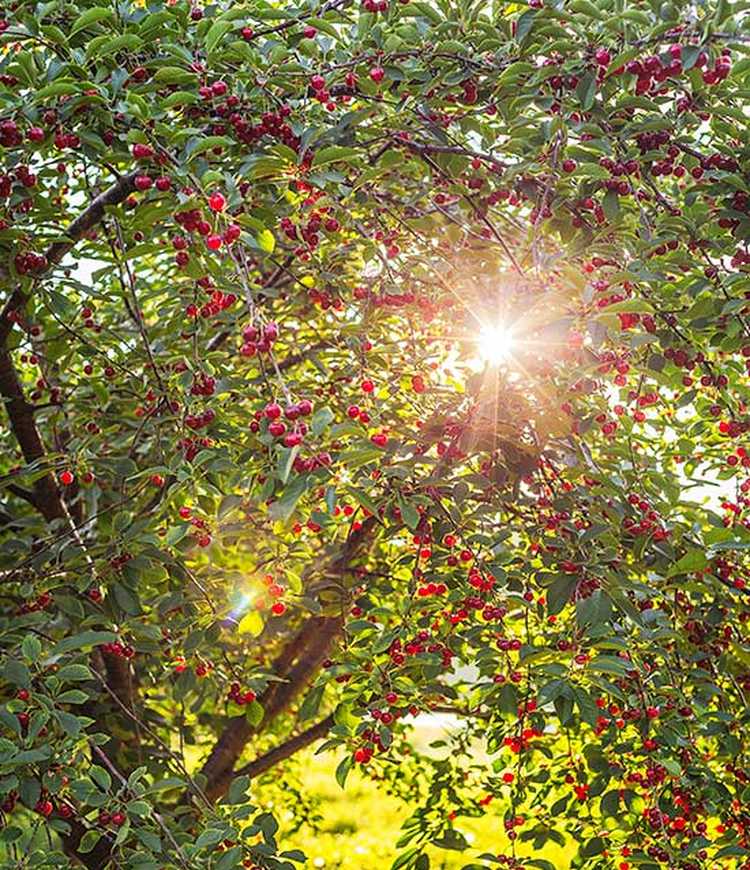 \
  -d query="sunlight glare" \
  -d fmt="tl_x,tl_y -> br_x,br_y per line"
477,323 -> 515,366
